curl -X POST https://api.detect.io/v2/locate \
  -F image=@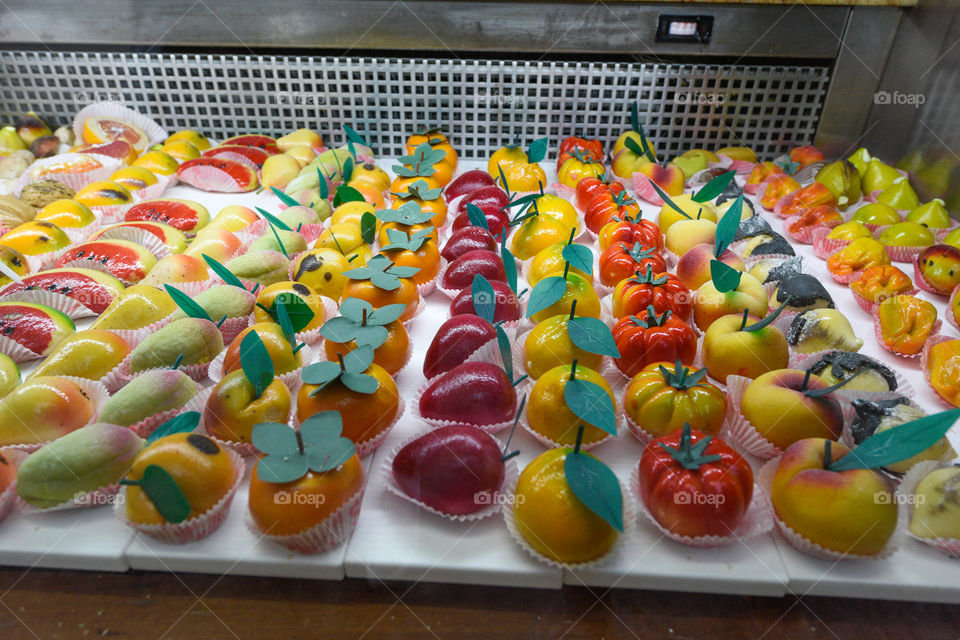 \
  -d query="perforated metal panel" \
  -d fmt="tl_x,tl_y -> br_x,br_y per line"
0,51 -> 830,160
